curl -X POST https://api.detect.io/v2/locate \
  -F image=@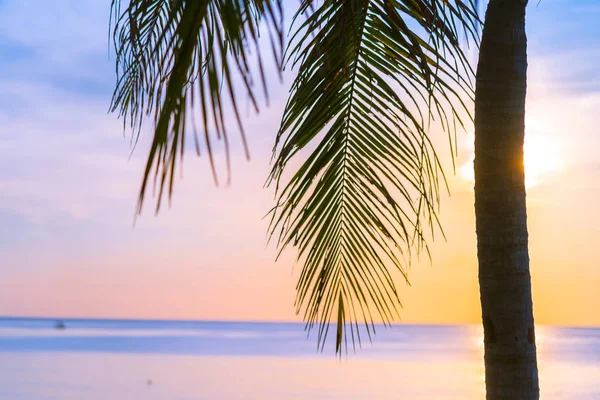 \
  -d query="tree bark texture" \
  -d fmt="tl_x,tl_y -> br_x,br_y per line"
474,0 -> 540,398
